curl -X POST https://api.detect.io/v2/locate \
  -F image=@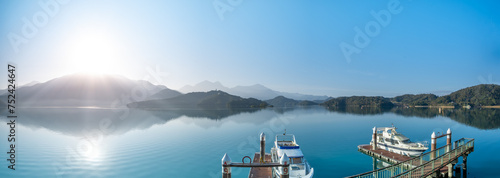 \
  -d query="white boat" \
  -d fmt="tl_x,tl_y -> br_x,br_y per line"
371,127 -> 428,156
271,132 -> 313,178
